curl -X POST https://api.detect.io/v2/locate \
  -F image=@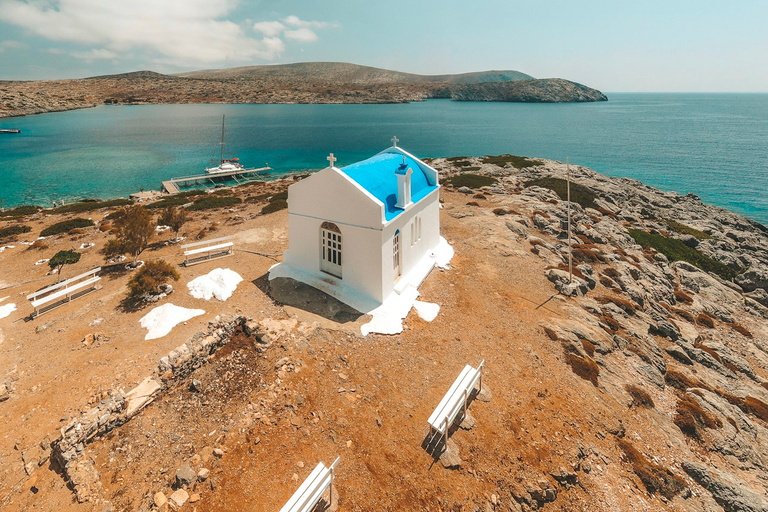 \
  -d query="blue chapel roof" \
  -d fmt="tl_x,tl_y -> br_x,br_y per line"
339,152 -> 437,221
